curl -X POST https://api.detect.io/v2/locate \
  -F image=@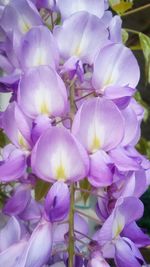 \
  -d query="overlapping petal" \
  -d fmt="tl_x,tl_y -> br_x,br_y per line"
2,101 -> 32,150
19,26 -> 59,70
45,181 -> 70,222
0,145 -> 27,182
18,66 -> 68,119
72,97 -> 124,153
92,43 -> 140,92
57,0 -> 105,19
31,126 -> 89,182
54,11 -> 108,64
16,219 -> 52,267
